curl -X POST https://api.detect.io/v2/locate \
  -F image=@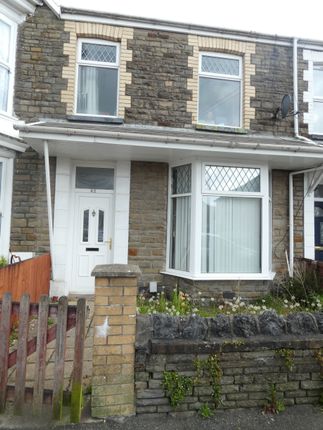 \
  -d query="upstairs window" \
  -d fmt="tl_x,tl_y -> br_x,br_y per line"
198,53 -> 242,128
0,16 -> 15,115
312,63 -> 323,134
76,39 -> 119,117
